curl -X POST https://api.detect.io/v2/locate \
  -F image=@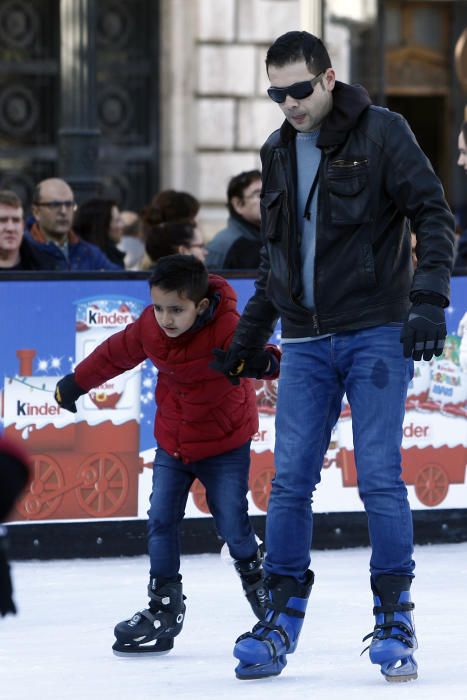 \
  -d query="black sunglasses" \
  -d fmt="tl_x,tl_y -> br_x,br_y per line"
267,72 -> 324,104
